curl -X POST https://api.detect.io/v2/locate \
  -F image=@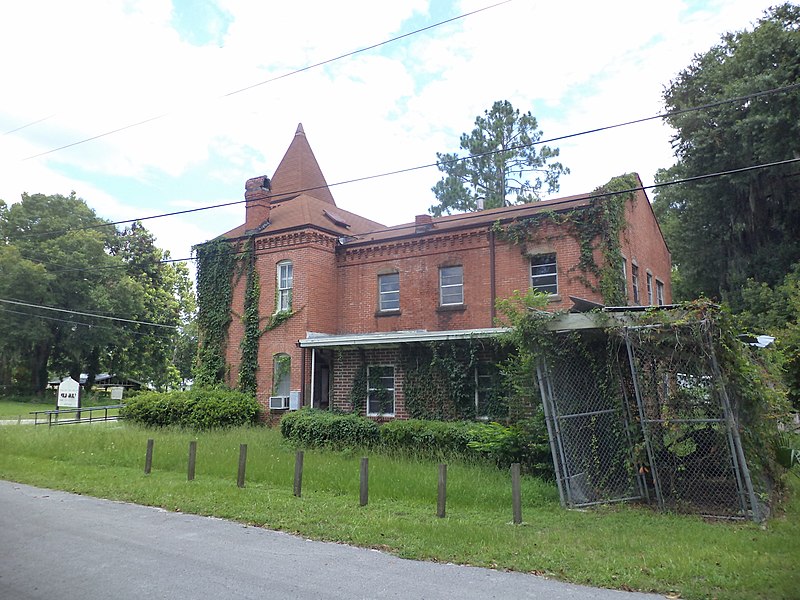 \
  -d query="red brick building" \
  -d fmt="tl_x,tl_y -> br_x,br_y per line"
210,124 -> 672,419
